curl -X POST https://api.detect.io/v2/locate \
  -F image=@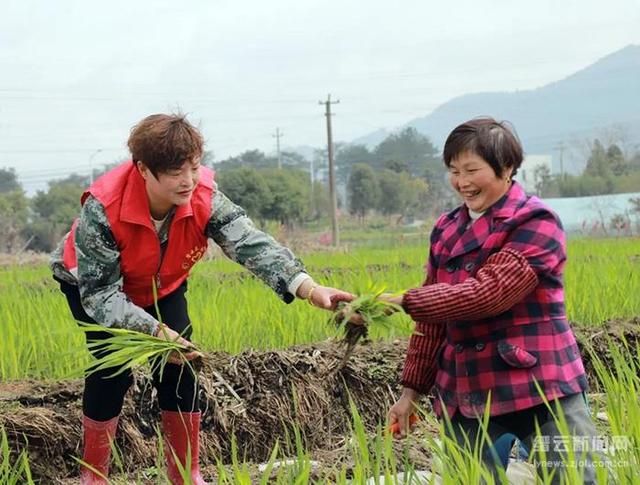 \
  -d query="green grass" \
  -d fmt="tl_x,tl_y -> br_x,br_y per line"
79,344 -> 640,483
0,427 -> 33,484
565,238 -> 640,324
1,237 -> 639,483
0,238 -> 638,382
